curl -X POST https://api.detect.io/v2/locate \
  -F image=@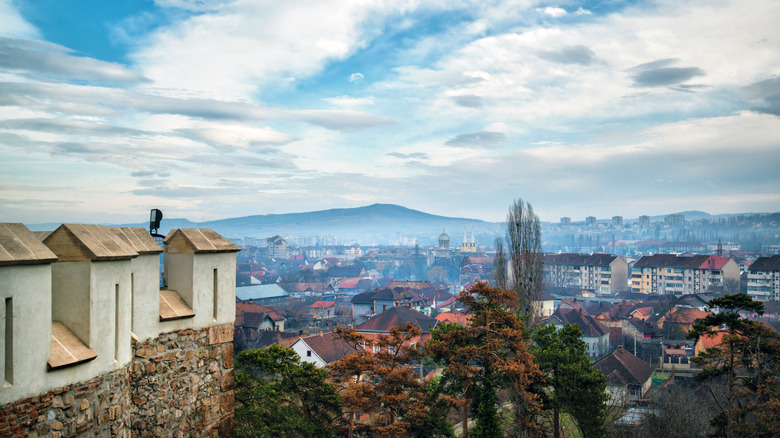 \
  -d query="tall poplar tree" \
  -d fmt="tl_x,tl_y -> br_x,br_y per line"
503,199 -> 543,319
